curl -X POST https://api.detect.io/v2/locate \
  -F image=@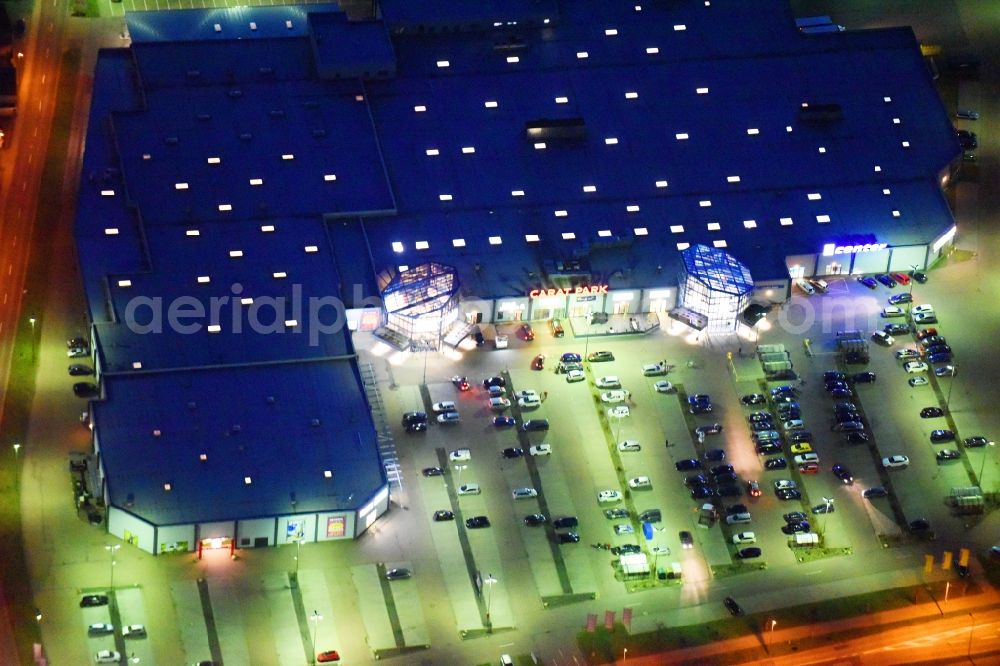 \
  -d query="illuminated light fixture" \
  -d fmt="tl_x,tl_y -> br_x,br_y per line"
153,429 -> 161,437
534,142 -> 547,149
229,250 -> 243,258
197,276 -> 211,284
727,176 -> 741,183
808,193 -> 822,201
633,227 -> 648,236
142,153 -> 151,160
884,96 -> 892,103
696,87 -> 709,95
240,297 -> 253,305
484,100 -> 498,108
882,188 -> 891,195
901,141 -> 910,148
635,5 -> 642,10
218,204 -> 232,212
244,477 -> 252,485
117,279 -> 132,287
713,240 -> 728,248
207,157 -> 221,164
892,118 -> 901,124
506,56 -> 520,63
818,146 -> 827,153
175,182 -> 189,190
525,234 -> 540,242
554,210 -> 568,217
285,20 -> 293,28
626,205 -> 640,213
426,148 -> 440,156
249,178 -> 263,186
816,214 -> 831,223
892,210 -> 901,218
281,153 -> 295,160
646,47 -> 660,55
354,95 -> 364,102
284,319 -> 298,328
164,483 -> 172,491
780,217 -> 793,226
786,126 -> 793,132
670,225 -> 684,233
555,96 -> 569,104
605,28 -> 618,36
874,165 -> 882,172
261,224 -> 275,232
543,18 -> 550,24
746,128 -> 759,135
399,265 -> 408,272
577,51 -> 589,59
598,230 -> 612,237
439,194 -> 453,201
462,146 -> 475,154
743,220 -> 757,229
673,24 -> 687,31
186,229 -> 200,237
677,242 -> 690,250
511,190 -> 525,197
583,185 -> 597,193
324,470 -> 333,478
415,241 -> 429,250
200,454 -> 208,461
273,271 -> 287,279
323,174 -> 337,181
207,324 -> 221,333
561,232 -> 576,240
655,180 -> 668,188
452,238 -> 466,247
489,236 -> 502,245
304,245 -> 318,253
413,105 -> 426,112
625,92 -> 639,99
436,60 -> 450,68
605,137 -> 619,145
699,200 -> 711,207
707,222 -> 721,231
675,133 -> 689,140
